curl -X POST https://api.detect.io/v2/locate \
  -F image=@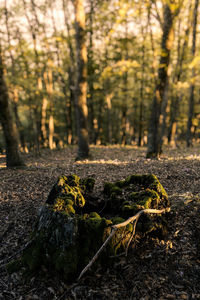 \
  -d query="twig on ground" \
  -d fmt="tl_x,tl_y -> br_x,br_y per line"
0,241 -> 32,269
78,207 -> 170,280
